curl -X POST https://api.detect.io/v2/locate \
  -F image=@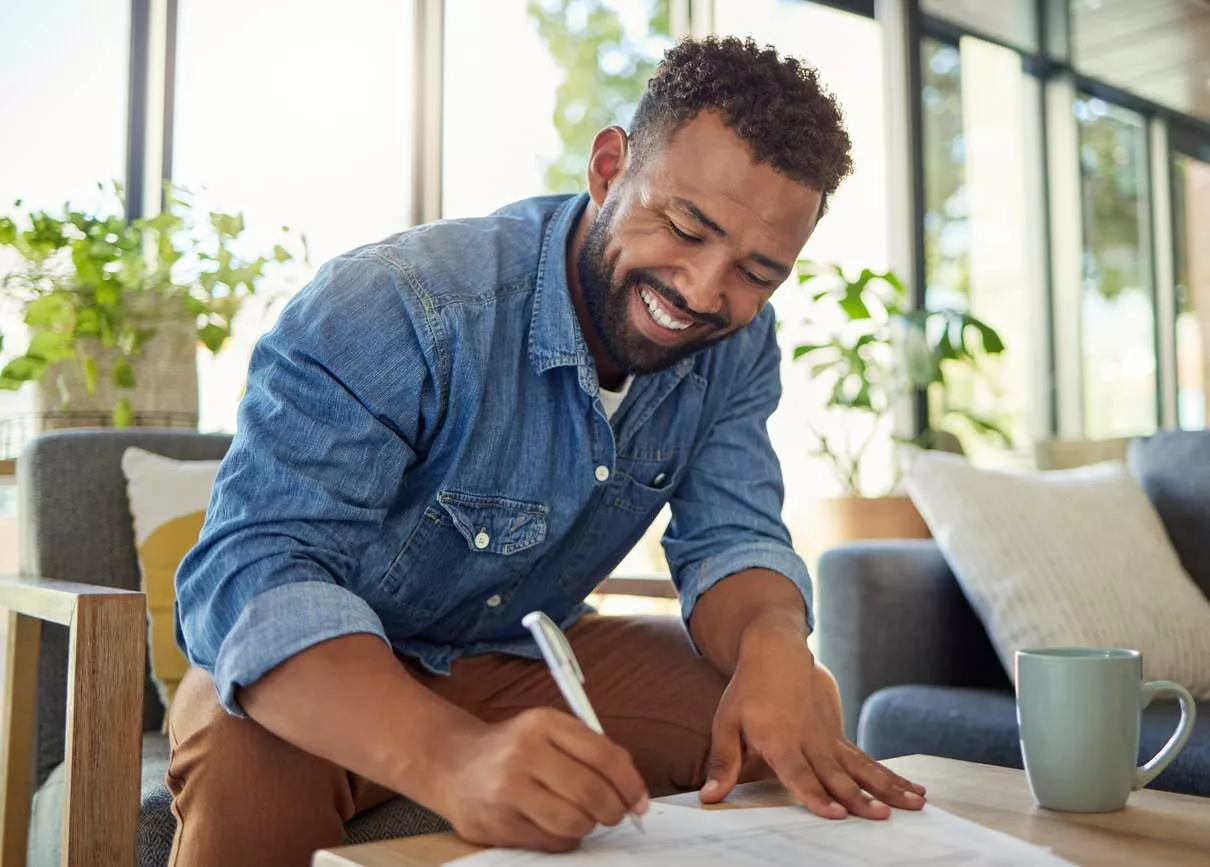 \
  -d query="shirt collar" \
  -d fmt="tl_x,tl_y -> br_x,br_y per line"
526,192 -> 695,388
528,193 -> 594,375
